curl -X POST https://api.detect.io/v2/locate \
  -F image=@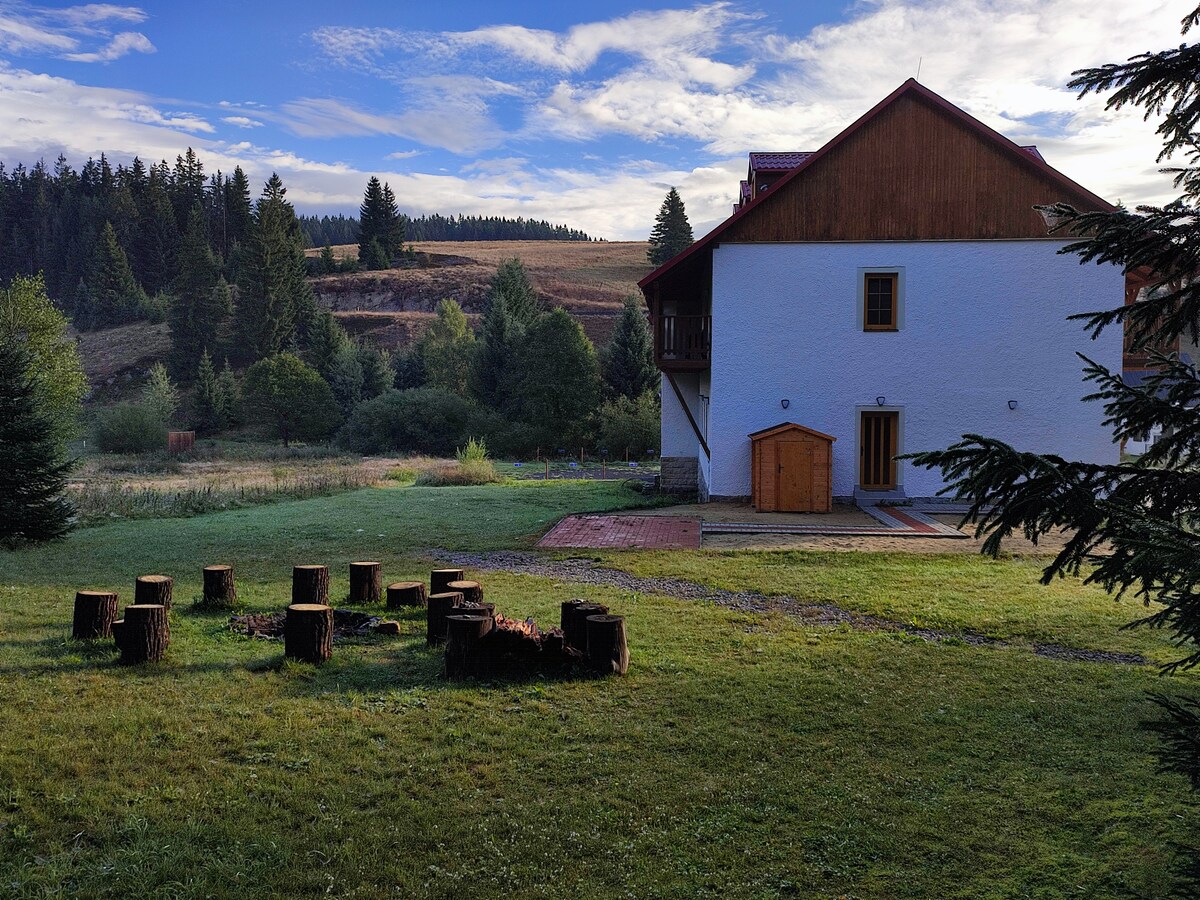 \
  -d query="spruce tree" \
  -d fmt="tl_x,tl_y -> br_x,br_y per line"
382,183 -> 404,259
904,5 -> 1200,847
0,334 -> 74,548
358,177 -> 387,269
319,244 -> 338,275
235,174 -> 311,361
419,298 -> 476,396
168,204 -> 221,377
143,362 -> 178,425
603,295 -> 657,400
470,291 -> 524,410
90,221 -> 147,328
216,358 -> 240,425
193,348 -> 223,433
514,307 -> 601,447
489,258 -> 541,325
647,187 -> 694,266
